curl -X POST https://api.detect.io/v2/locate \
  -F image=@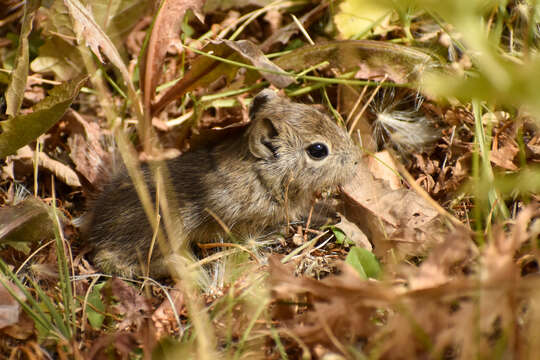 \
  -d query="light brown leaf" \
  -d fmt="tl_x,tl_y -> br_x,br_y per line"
111,278 -> 150,331
367,150 -> 401,190
490,141 -> 519,171
275,40 -> 437,85
342,160 -> 444,260
151,284 -> 185,338
334,214 -> 372,250
66,110 -> 109,186
12,145 -> 81,187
